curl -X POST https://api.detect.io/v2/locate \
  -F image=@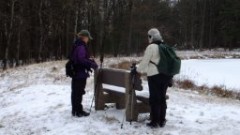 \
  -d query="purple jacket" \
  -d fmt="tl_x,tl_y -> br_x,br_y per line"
71,39 -> 98,79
